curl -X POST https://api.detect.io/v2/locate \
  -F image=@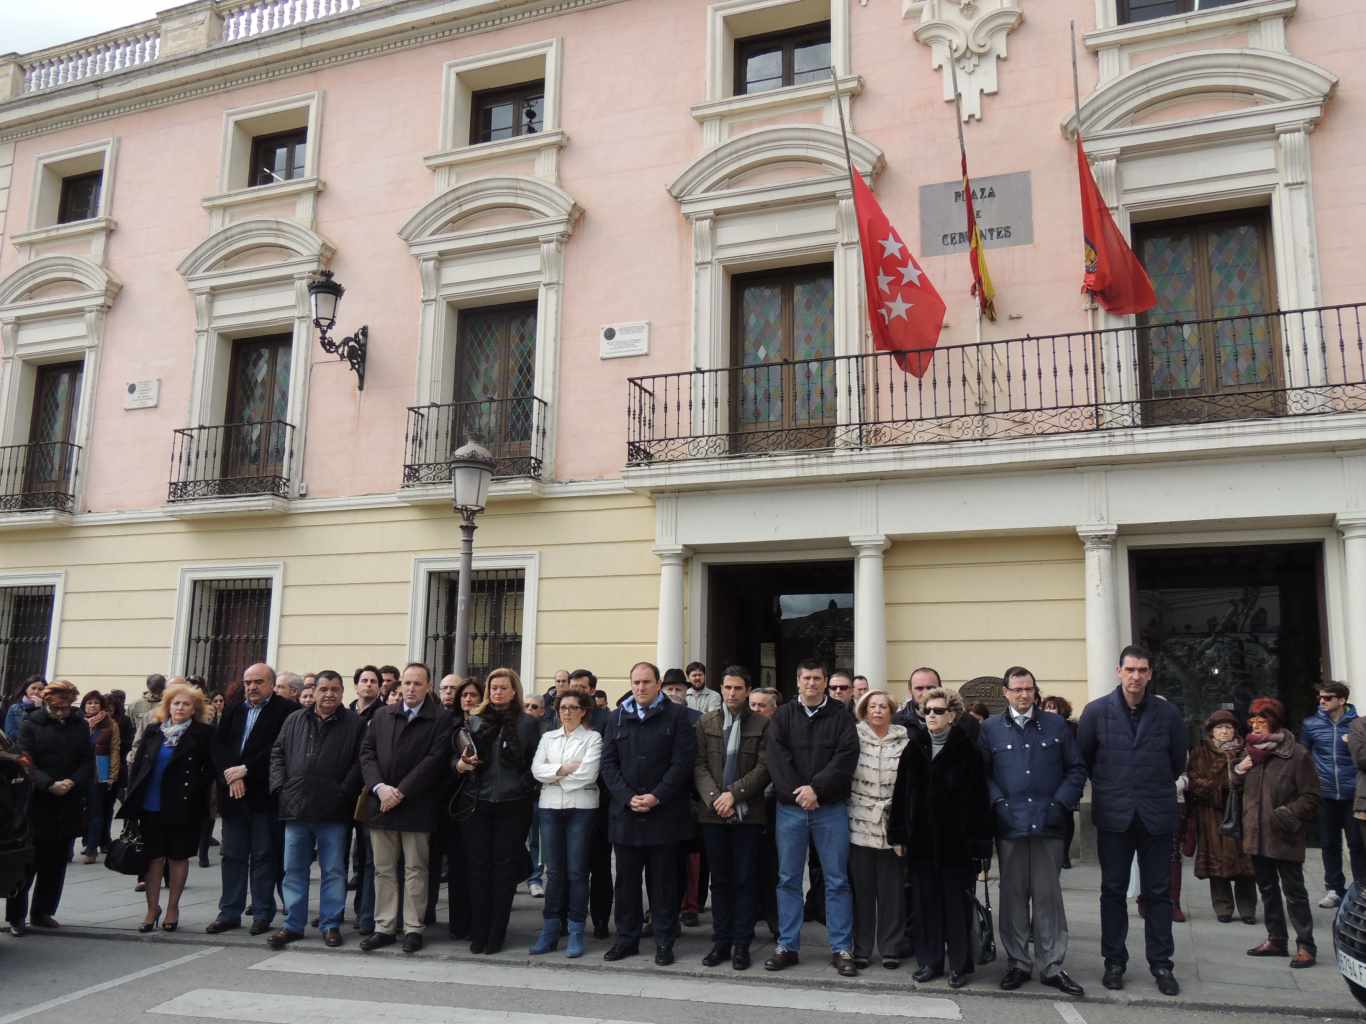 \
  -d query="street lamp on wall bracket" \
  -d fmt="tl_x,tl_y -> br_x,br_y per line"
307,270 -> 368,390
